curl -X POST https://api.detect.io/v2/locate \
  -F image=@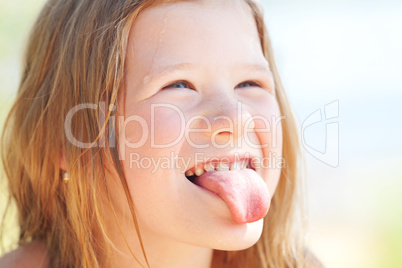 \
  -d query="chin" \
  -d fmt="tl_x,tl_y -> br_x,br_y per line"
209,218 -> 264,251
